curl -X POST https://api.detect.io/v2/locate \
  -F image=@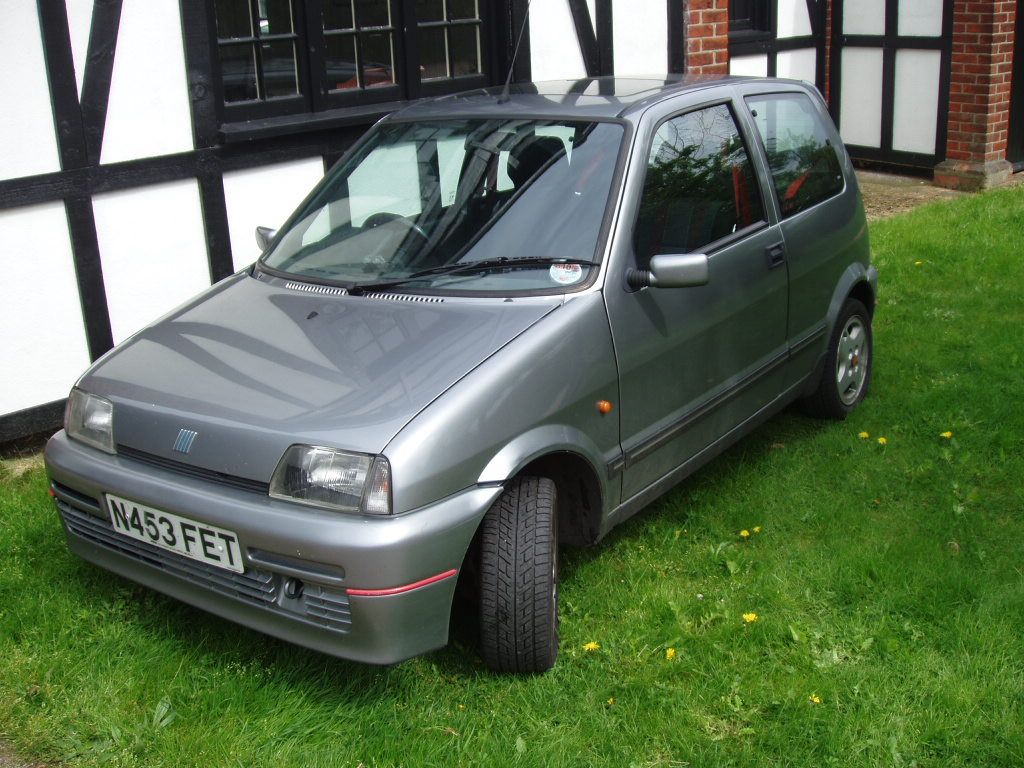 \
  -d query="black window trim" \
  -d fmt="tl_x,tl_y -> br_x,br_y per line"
208,0 -> 497,130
